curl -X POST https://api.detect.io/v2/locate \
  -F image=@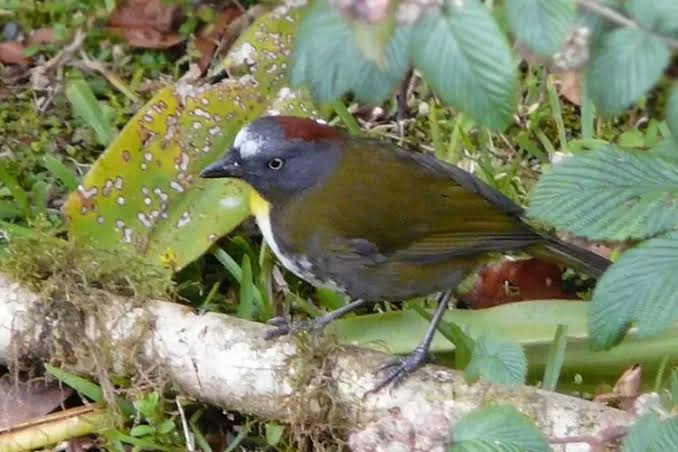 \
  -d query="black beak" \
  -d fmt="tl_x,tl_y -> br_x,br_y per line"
200,148 -> 243,179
